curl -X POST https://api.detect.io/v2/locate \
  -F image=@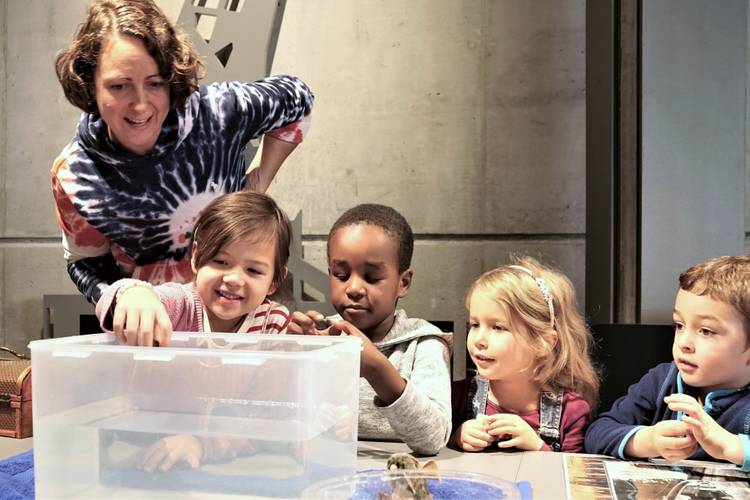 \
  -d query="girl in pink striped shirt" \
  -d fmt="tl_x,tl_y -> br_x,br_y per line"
96,191 -> 292,346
